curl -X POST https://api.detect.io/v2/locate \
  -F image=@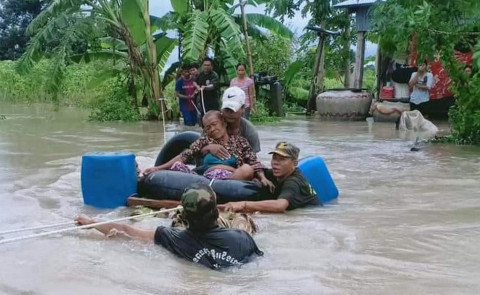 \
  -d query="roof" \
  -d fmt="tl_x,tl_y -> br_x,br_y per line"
333,0 -> 382,9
